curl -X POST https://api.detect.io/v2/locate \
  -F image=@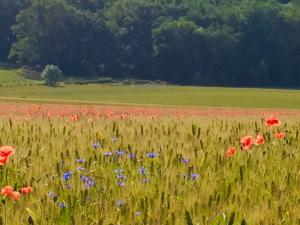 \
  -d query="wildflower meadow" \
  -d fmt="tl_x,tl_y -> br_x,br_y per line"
0,106 -> 299,225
